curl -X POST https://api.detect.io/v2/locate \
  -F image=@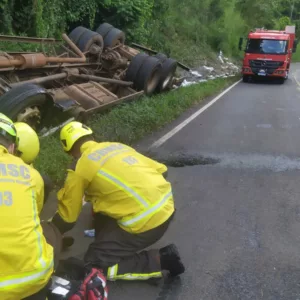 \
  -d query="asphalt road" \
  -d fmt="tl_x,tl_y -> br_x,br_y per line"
43,64 -> 300,300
